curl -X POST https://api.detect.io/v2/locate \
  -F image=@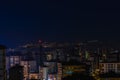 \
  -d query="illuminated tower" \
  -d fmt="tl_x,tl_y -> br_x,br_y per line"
0,45 -> 6,80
